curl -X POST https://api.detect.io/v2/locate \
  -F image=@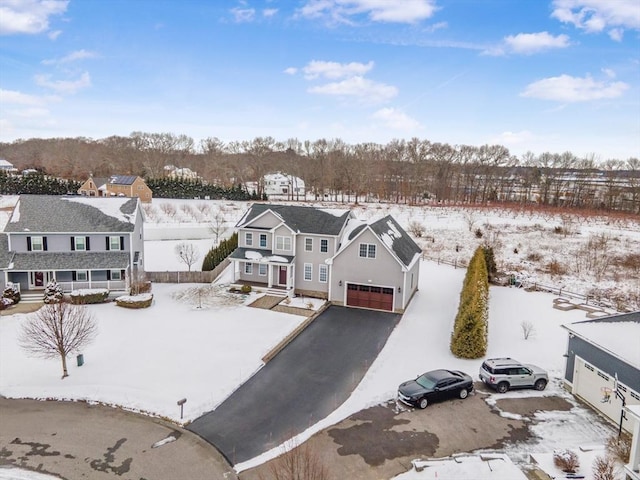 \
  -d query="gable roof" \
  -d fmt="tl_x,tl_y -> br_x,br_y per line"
370,215 -> 422,267
237,203 -> 350,235
4,195 -> 139,233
